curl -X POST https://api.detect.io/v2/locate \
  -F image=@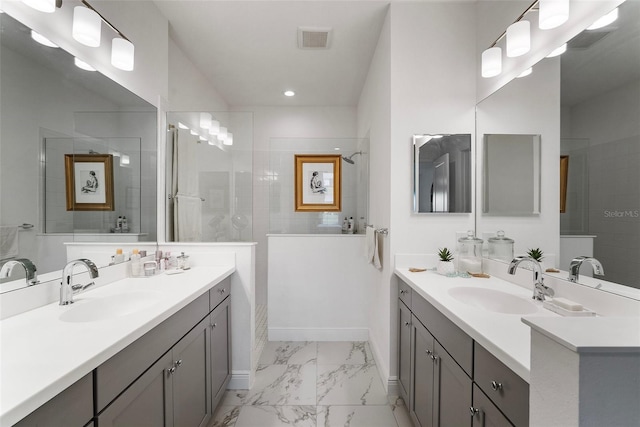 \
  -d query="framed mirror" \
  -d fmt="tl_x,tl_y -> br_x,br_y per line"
0,11 -> 157,292
413,134 -> 472,213
483,134 -> 541,215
